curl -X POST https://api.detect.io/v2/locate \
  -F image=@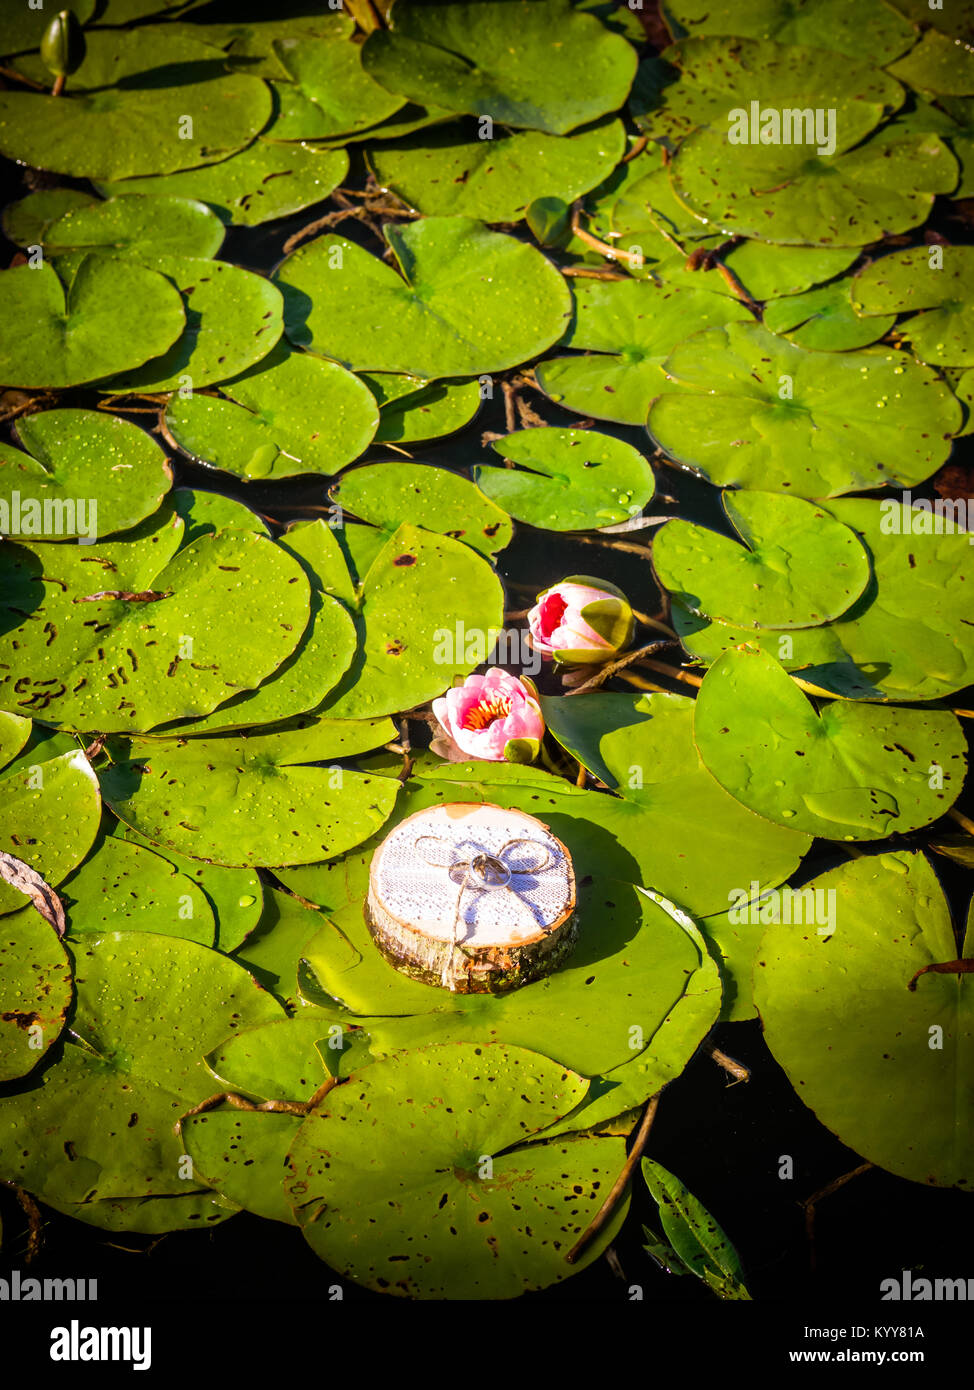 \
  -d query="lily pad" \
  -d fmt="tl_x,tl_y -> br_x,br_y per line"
330,463 -> 512,558
0,932 -> 282,1228
0,30 -> 273,181
0,257 -> 185,389
763,278 -> 896,352
170,487 -> 270,542
0,513 -> 313,732
671,127 -> 957,247
60,834 -> 214,944
536,278 -> 754,425
284,1041 -> 628,1296
166,345 -> 378,479
754,852 -> 974,1188
652,491 -> 871,629
269,34 -> 406,140
368,118 -> 625,222
99,139 -> 349,227
693,647 -> 966,839
274,216 -> 572,380
672,498 -> 974,702
0,904 -> 72,1083
36,194 -> 225,261
647,323 -> 962,497
103,254 -> 283,393
660,0 -> 915,61
318,521 -> 505,720
361,0 -> 637,135
636,37 -> 901,147
366,374 -> 482,443
112,821 -> 263,953
207,1016 -> 373,1101
0,747 -> 101,916
2,189 -> 107,248
100,720 -> 399,867
1,409 -> 172,543
852,246 -> 974,367
474,427 -> 655,530
888,29 -> 974,97
234,887 -> 328,1011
